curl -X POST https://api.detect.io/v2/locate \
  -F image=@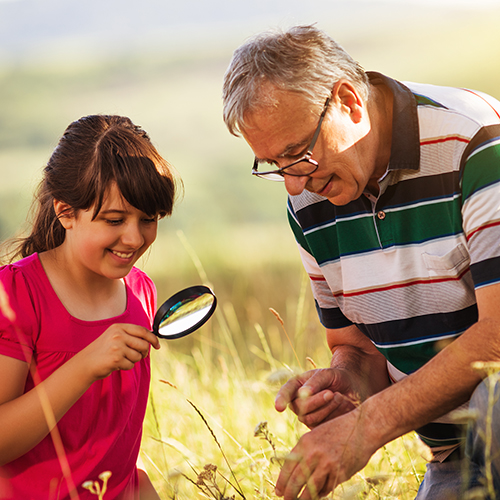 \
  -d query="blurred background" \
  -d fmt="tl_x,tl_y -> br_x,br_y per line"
1,0 -> 500,358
